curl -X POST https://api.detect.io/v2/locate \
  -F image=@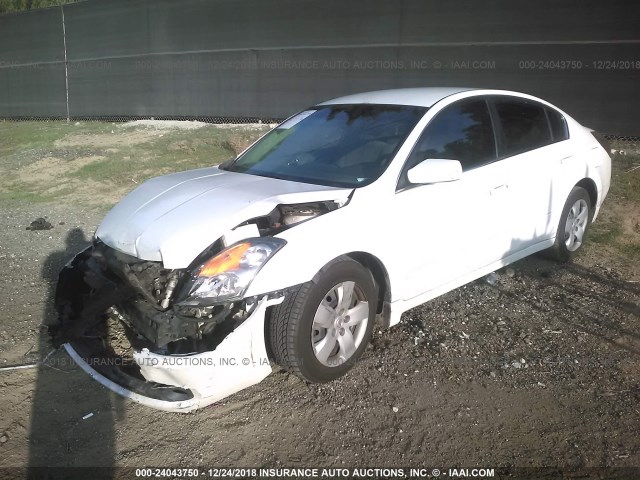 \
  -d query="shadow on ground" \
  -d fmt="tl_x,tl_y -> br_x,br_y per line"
28,229 -> 123,479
